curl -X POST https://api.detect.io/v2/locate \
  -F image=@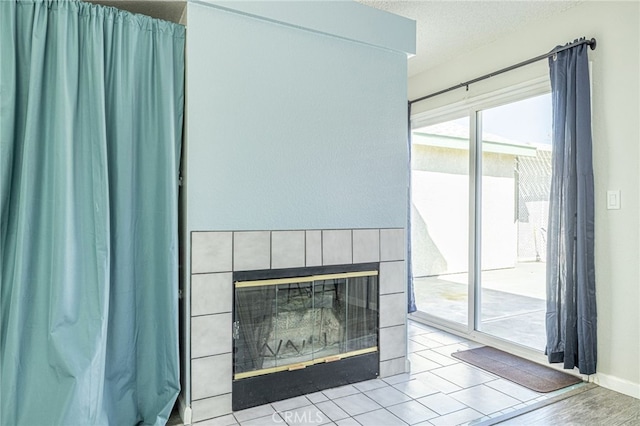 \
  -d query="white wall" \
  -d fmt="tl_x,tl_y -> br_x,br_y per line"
411,146 -> 518,277
409,1 -> 640,398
